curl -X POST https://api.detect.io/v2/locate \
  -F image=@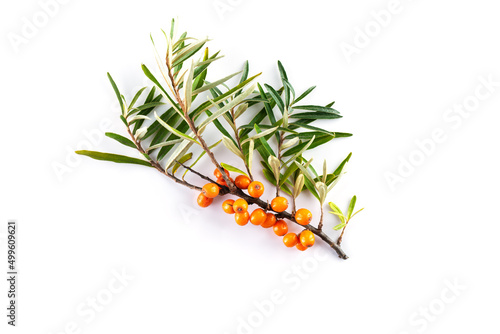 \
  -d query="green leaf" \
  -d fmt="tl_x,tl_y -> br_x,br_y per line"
293,105 -> 340,114
75,150 -> 151,167
107,73 -> 125,114
105,132 -> 136,149
128,87 -> 147,109
283,135 -> 335,157
257,83 -> 277,124
184,60 -> 194,112
146,139 -> 183,153
241,126 -> 278,145
264,84 -> 284,113
141,64 -> 182,115
284,135 -> 315,163
172,38 -> 208,68
221,162 -> 247,176
290,112 -> 342,120
154,112 -> 200,145
292,86 -> 316,105
347,195 -> 357,220
247,139 -> 254,177
222,136 -> 244,160
333,223 -> 347,231
192,71 -> 241,95
254,124 -> 275,157
198,83 -> 257,130
329,202 -> 346,224
172,152 -> 193,174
